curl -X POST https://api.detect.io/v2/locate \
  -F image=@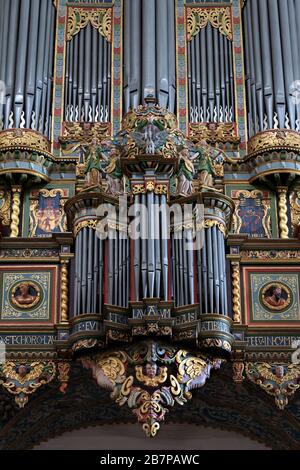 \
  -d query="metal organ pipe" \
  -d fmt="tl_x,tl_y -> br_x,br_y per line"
123,0 -> 176,113
188,24 -> 235,124
0,0 -> 55,134
65,23 -> 112,123
243,0 -> 300,135
172,219 -> 228,315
